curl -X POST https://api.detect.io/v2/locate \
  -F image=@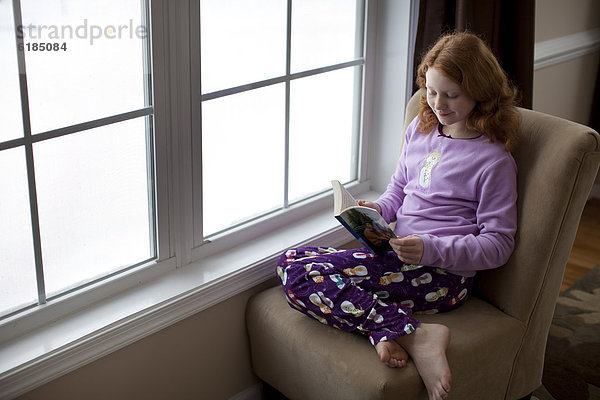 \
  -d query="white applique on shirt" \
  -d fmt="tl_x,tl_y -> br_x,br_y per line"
419,151 -> 441,188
